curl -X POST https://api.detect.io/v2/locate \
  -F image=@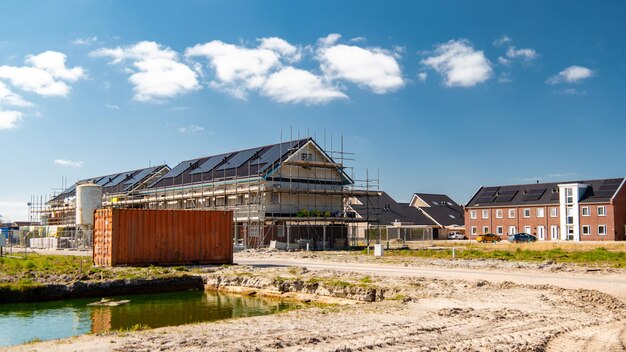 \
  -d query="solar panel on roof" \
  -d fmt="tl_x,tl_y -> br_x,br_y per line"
105,173 -> 131,187
526,188 -> 546,194
480,187 -> 500,197
161,160 -> 197,179
217,149 -> 259,171
259,141 -> 303,172
522,194 -> 543,201
94,176 -> 113,186
189,154 -> 230,175
65,184 -> 77,193
498,190 -> 518,196
122,168 -> 157,190
495,195 -> 515,202
475,196 -> 496,204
